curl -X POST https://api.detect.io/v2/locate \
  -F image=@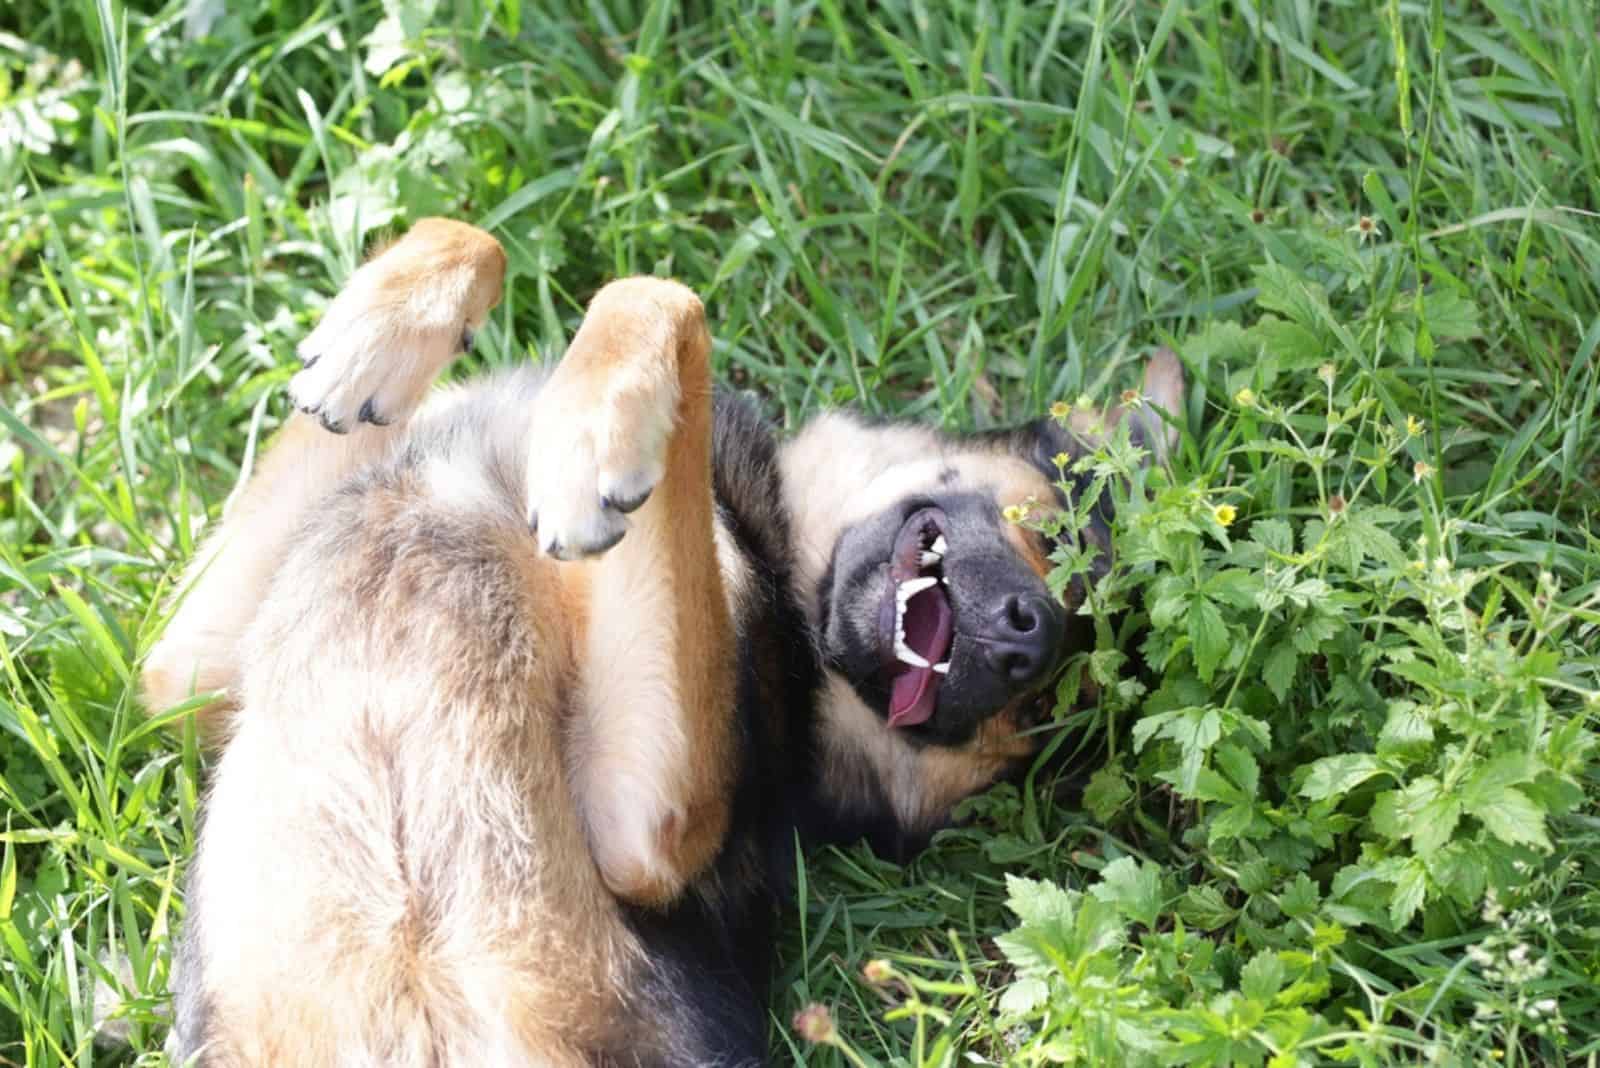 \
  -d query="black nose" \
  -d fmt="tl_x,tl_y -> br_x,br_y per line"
981,592 -> 1061,688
